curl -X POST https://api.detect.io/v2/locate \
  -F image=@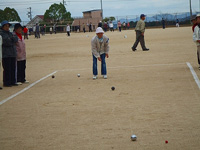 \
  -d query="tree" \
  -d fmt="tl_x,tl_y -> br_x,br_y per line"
0,9 -> 5,22
44,3 -> 72,23
103,16 -> 115,22
0,7 -> 21,22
